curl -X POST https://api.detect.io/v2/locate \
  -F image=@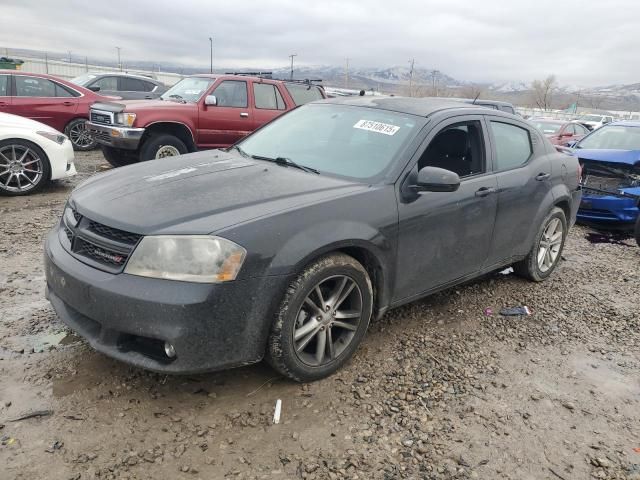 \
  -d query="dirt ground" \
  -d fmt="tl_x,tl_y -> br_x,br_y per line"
1,151 -> 639,480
